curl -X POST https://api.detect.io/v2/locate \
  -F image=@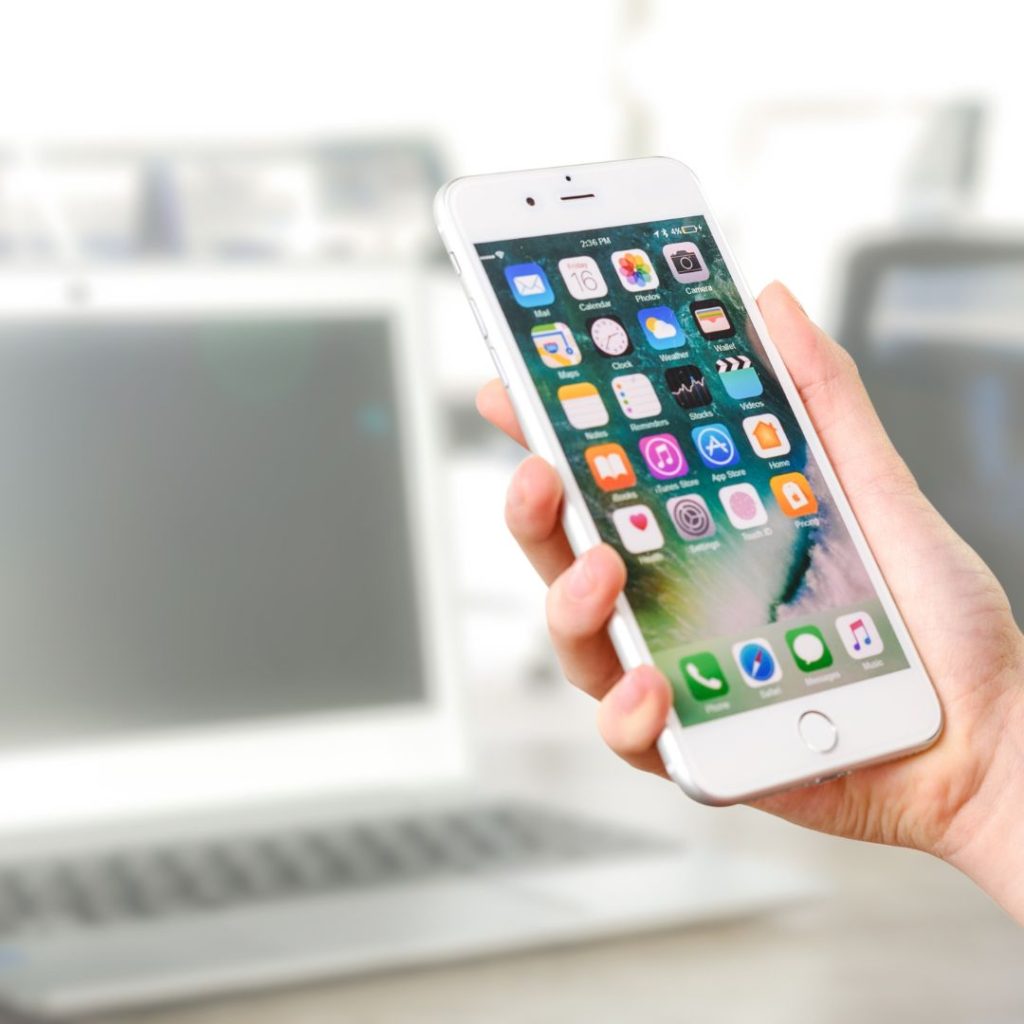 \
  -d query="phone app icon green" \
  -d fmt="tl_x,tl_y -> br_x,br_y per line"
785,625 -> 834,672
680,652 -> 729,700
